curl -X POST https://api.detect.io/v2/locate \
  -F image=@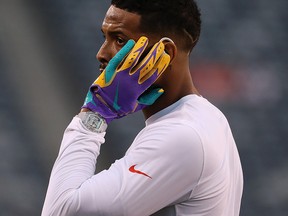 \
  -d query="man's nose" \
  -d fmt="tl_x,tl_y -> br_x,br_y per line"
96,41 -> 113,64
96,44 -> 107,64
